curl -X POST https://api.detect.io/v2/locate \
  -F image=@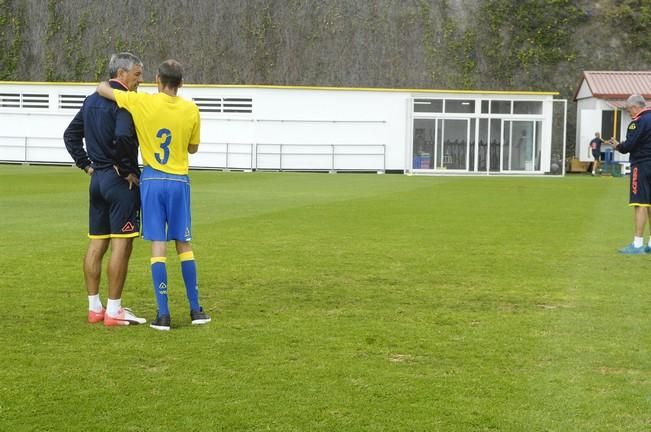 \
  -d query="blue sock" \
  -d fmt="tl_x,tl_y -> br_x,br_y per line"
151,258 -> 169,316
179,252 -> 201,312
